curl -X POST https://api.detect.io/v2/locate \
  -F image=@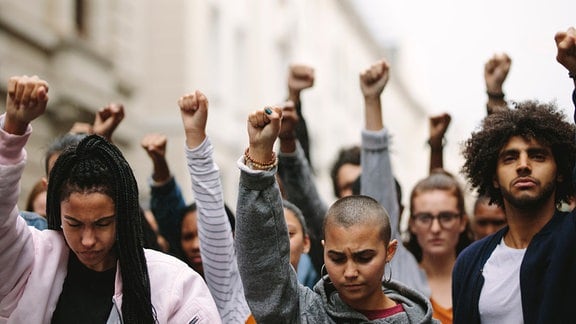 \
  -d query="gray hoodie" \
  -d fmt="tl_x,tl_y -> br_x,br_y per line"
314,276 -> 436,323
235,159 -> 437,324
278,131 -> 430,297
